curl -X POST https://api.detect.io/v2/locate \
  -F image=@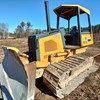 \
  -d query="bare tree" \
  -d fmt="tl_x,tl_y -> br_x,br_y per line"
15,25 -> 23,38
25,22 -> 32,36
20,21 -> 25,33
0,23 -> 9,39
15,21 -> 33,38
